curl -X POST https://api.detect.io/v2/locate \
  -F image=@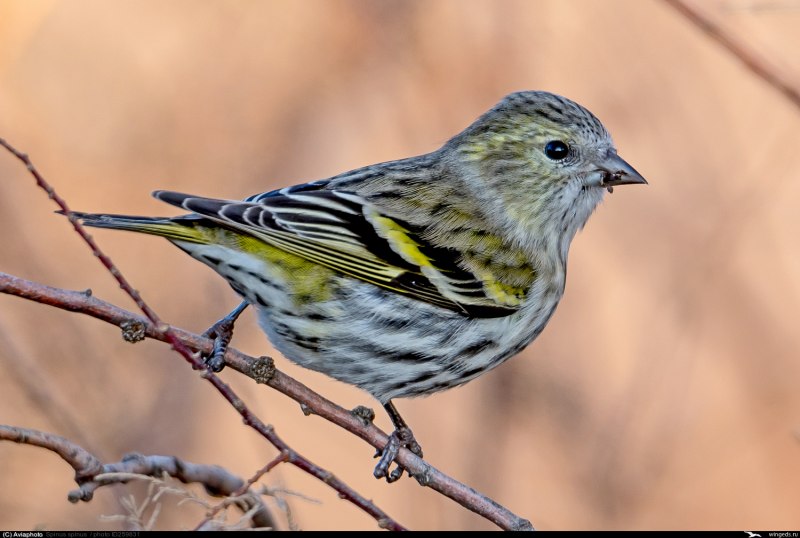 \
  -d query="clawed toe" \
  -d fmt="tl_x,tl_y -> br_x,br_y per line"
373,426 -> 423,483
